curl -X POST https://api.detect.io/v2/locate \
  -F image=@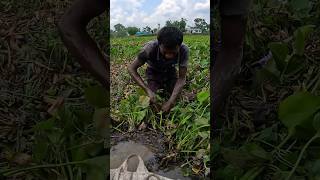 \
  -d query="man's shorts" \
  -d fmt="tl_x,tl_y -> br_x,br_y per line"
146,67 -> 177,96
214,0 -> 251,16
